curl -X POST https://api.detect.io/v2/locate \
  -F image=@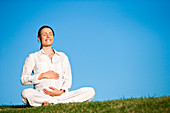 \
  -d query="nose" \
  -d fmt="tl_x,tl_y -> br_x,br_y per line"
47,34 -> 51,38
